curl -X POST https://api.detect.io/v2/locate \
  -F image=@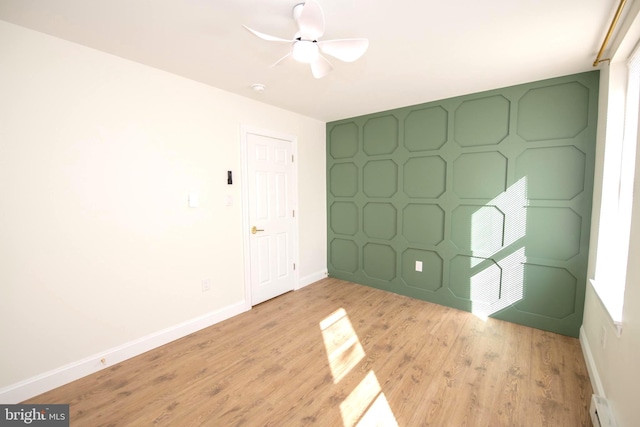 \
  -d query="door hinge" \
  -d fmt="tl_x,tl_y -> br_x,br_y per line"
293,263 -> 296,271
292,209 -> 295,218
291,154 -> 294,162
